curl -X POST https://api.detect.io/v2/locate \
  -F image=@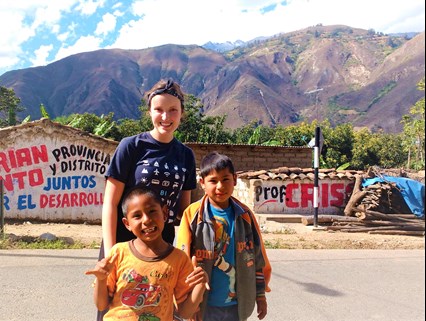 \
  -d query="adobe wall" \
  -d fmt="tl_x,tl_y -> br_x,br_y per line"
185,143 -> 312,171
234,178 -> 354,215
0,119 -> 118,223
1,120 -> 318,222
